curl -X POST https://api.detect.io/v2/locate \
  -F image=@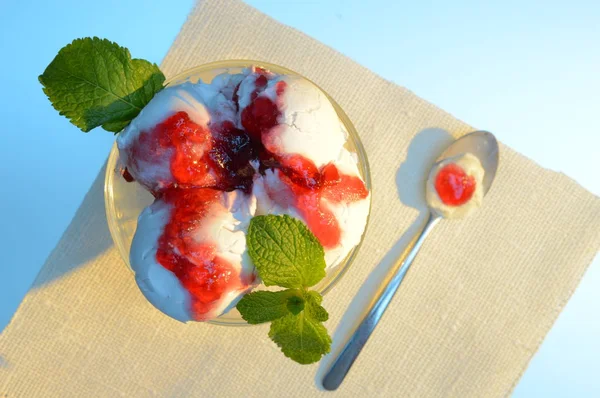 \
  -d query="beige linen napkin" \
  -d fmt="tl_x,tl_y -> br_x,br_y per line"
2,0 -> 599,396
